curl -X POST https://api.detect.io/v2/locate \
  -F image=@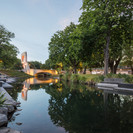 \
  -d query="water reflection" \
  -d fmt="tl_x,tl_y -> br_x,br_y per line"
21,77 -> 58,100
46,82 -> 133,133
8,79 -> 133,133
